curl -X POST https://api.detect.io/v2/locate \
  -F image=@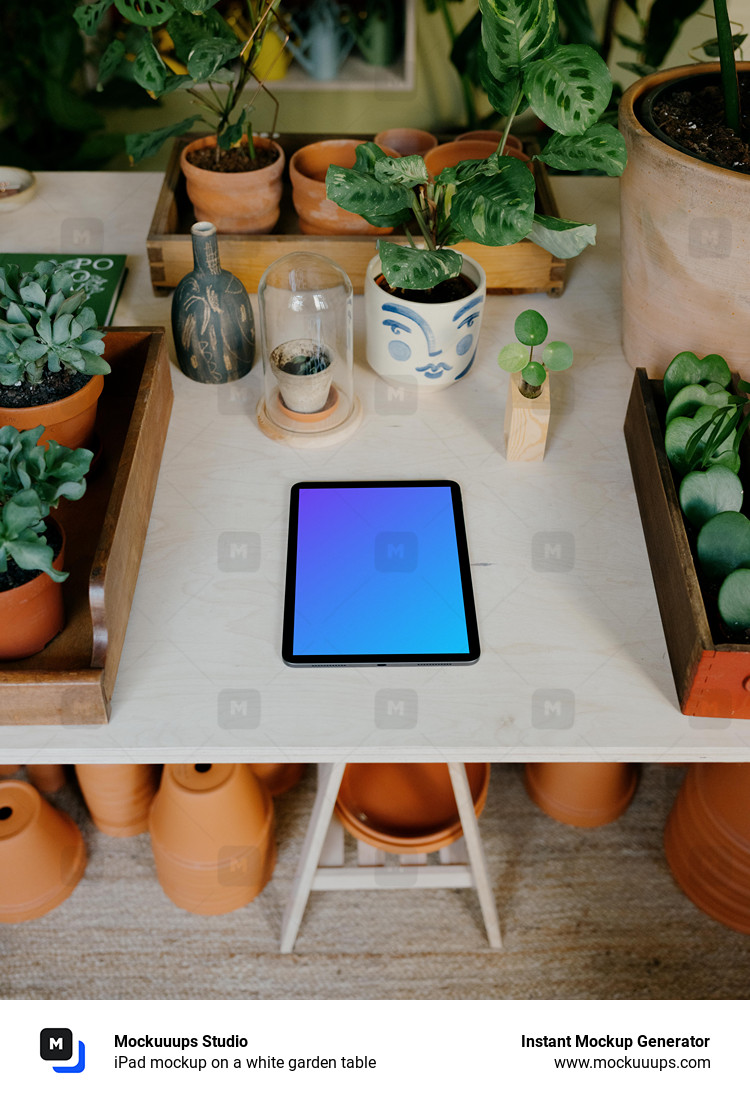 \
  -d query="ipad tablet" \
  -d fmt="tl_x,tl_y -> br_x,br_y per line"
282,480 -> 480,666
